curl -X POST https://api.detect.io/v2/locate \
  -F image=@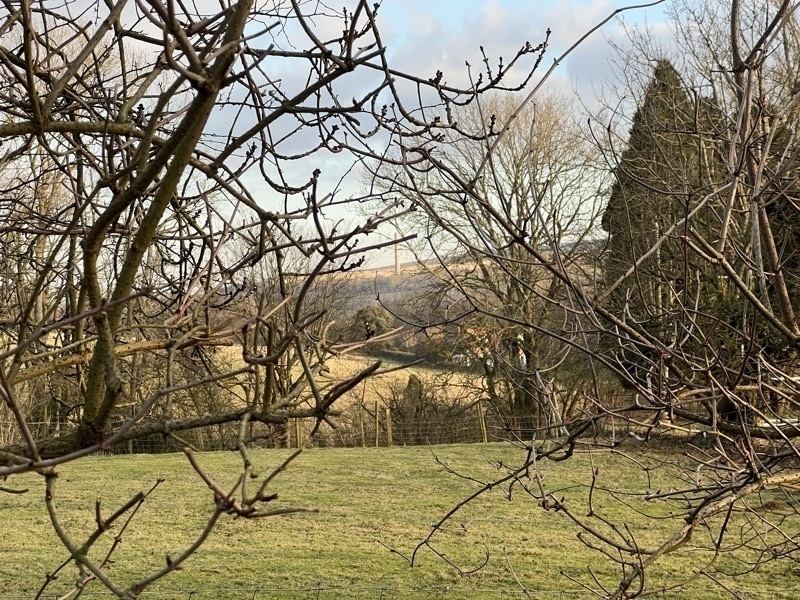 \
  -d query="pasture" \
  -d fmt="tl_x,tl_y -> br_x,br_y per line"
1,443 -> 798,598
